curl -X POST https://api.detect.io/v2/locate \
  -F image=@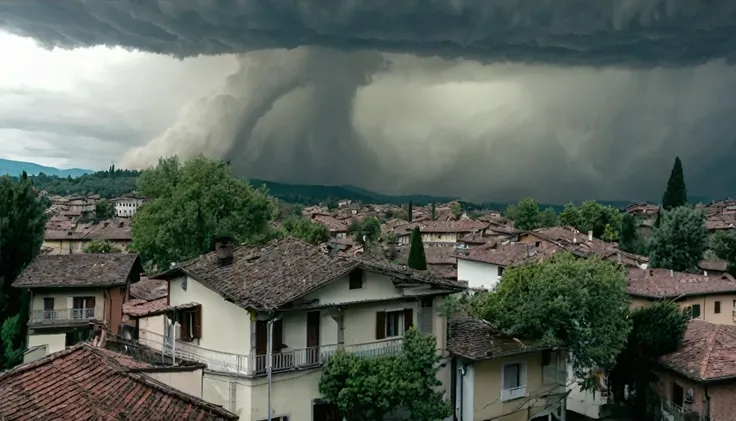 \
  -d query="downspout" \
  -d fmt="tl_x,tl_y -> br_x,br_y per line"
705,385 -> 711,421
26,289 -> 33,350
457,362 -> 466,421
